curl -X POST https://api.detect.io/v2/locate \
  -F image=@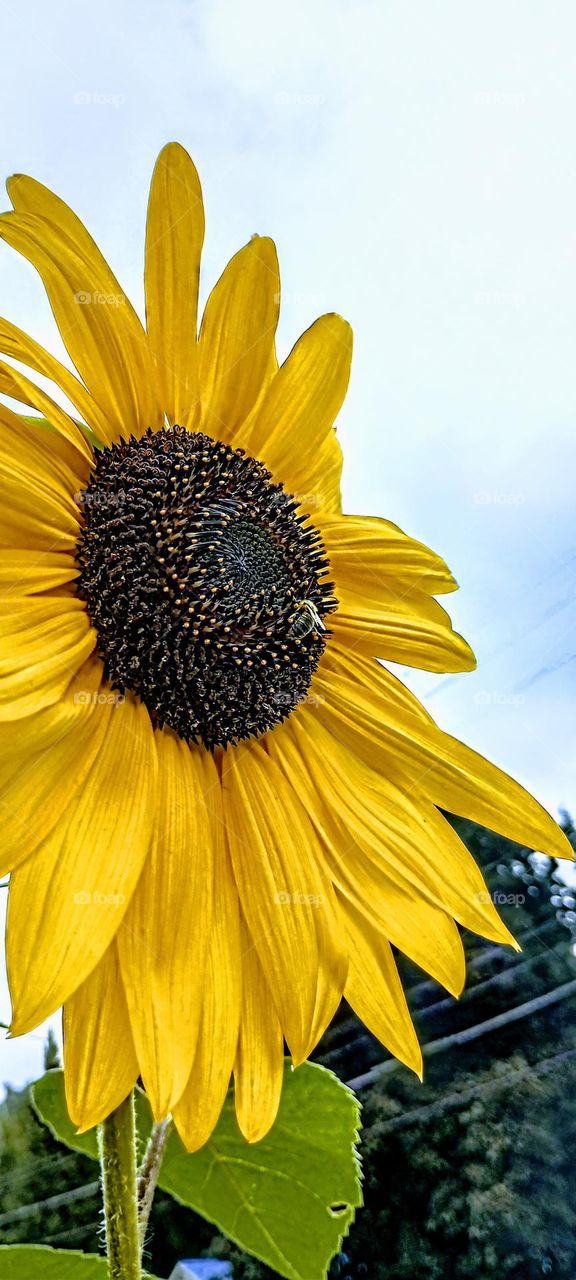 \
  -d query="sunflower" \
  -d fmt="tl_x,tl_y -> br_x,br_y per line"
0,143 -> 570,1149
